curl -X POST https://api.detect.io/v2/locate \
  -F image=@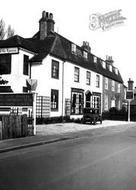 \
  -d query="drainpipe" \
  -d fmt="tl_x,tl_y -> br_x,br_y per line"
62,60 -> 65,122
